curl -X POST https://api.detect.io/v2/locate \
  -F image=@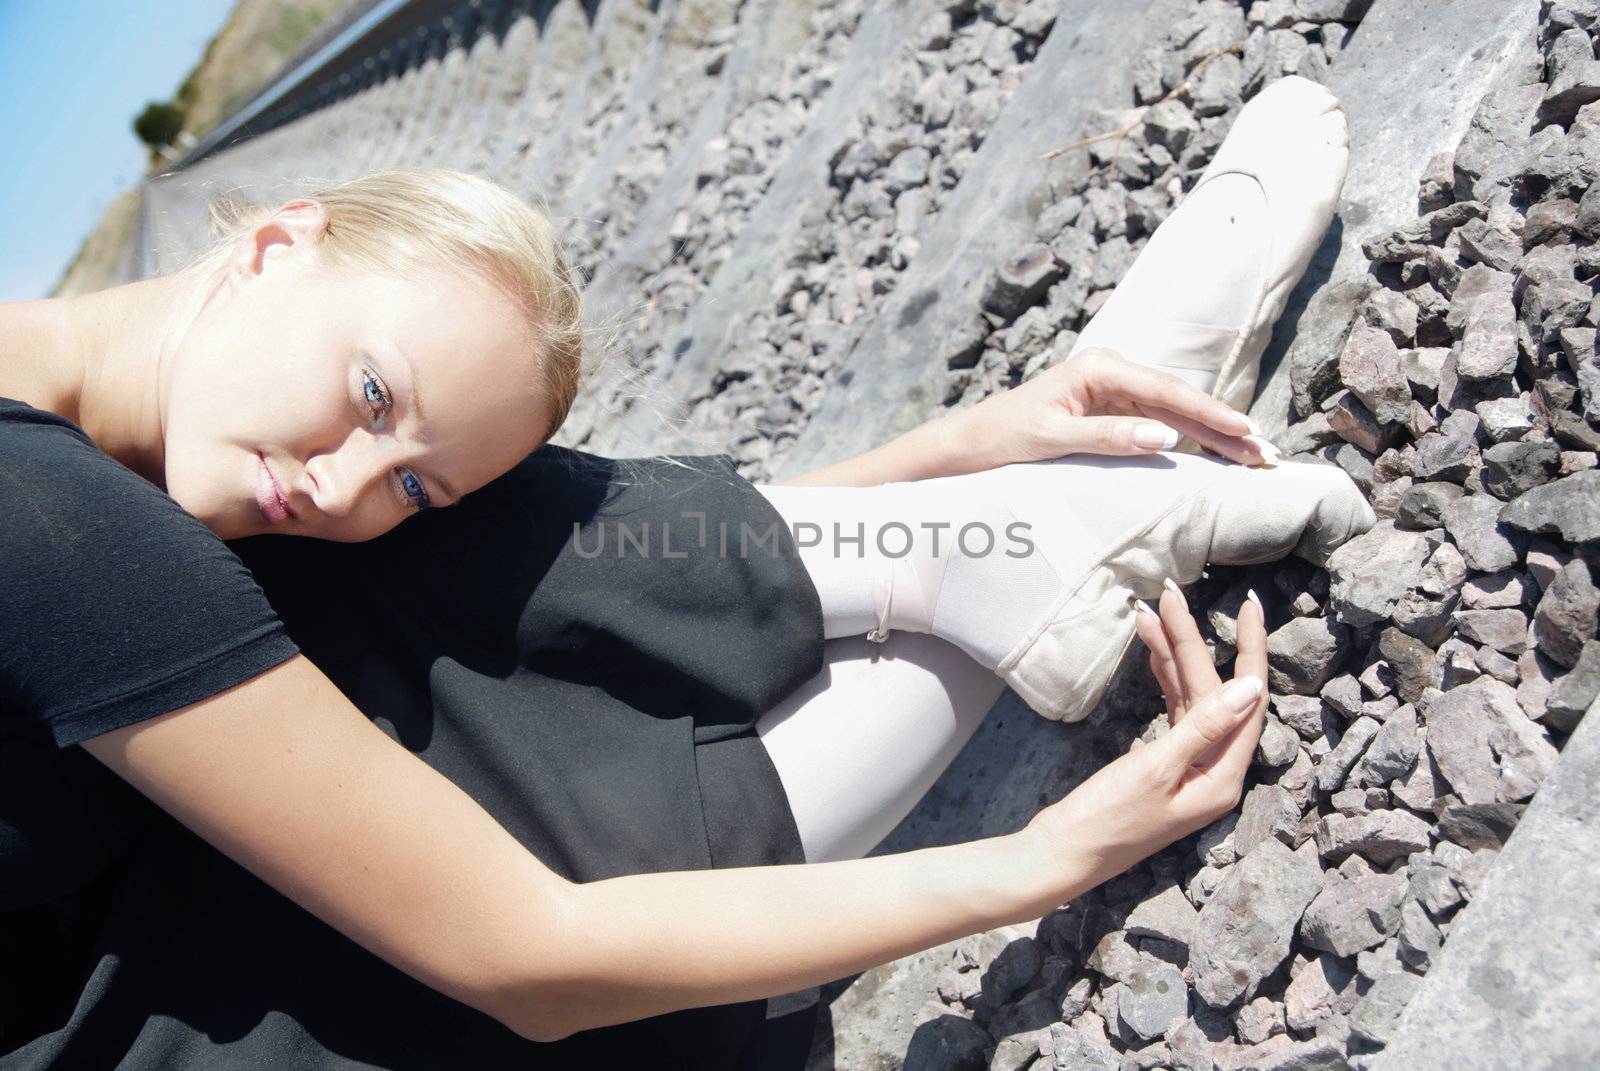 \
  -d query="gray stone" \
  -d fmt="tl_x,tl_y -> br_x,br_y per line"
1048,1021 -> 1120,1071
1395,481 -> 1465,530
1457,288 -> 1520,380
1125,882 -> 1199,953
1378,629 -> 1442,704
1480,438 -> 1561,499
1300,868 -> 1407,957
1423,676 -> 1559,805
1285,953 -> 1361,1036
984,243 -> 1061,318
1524,194 -> 1578,248
1407,855 -> 1465,920
1475,393 -> 1537,442
1321,674 -> 1364,720
1532,558 -> 1600,668
1547,640 -> 1600,731
1397,897 -> 1443,970
1327,524 -> 1433,627
1349,969 -> 1422,1046
1394,542 -> 1468,646
1315,808 -> 1433,866
1453,607 -> 1531,655
1443,493 -> 1523,573
1461,570 -> 1531,609
1235,994 -> 1286,1046
1317,716 -> 1382,794
1327,391 -> 1398,454
1275,693 -> 1332,740
1413,430 -> 1481,483
1391,747 -> 1450,814
1475,644 -> 1521,683
1362,288 -> 1421,345
1267,616 -> 1352,695
1190,839 -> 1323,1009
1456,203 -> 1524,271
1351,702 -> 1422,786
1235,783 -> 1302,855
1117,960 -> 1188,1041
1358,660 -> 1395,701
1341,322 -> 1413,424
1446,263 -> 1514,334
1401,346 -> 1449,400
882,146 -> 932,194
1143,99 -> 1199,154
1542,27 -> 1600,125
1437,801 -> 1525,850
1257,714 -> 1302,768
